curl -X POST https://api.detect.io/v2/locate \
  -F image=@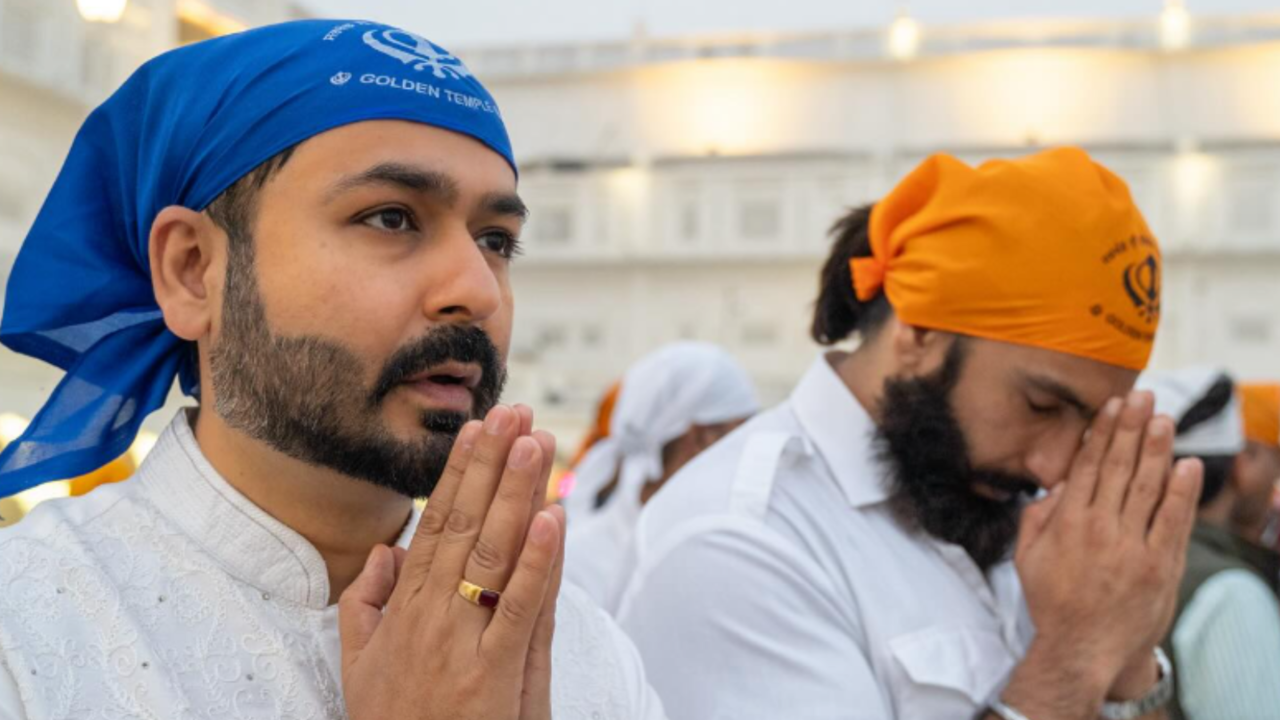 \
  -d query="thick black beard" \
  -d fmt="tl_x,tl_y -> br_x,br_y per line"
209,238 -> 506,499
876,343 -> 1039,572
